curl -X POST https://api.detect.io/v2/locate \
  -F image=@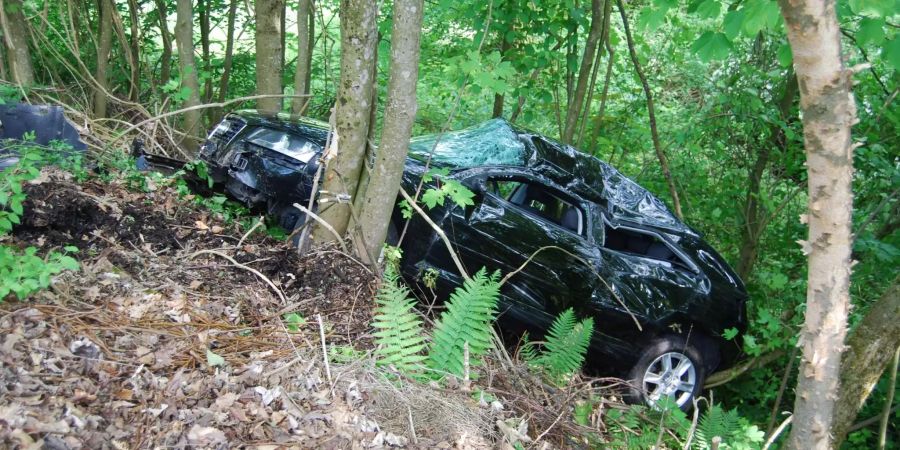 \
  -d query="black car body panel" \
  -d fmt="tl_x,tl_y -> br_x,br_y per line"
0,103 -> 87,170
186,110 -> 747,375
